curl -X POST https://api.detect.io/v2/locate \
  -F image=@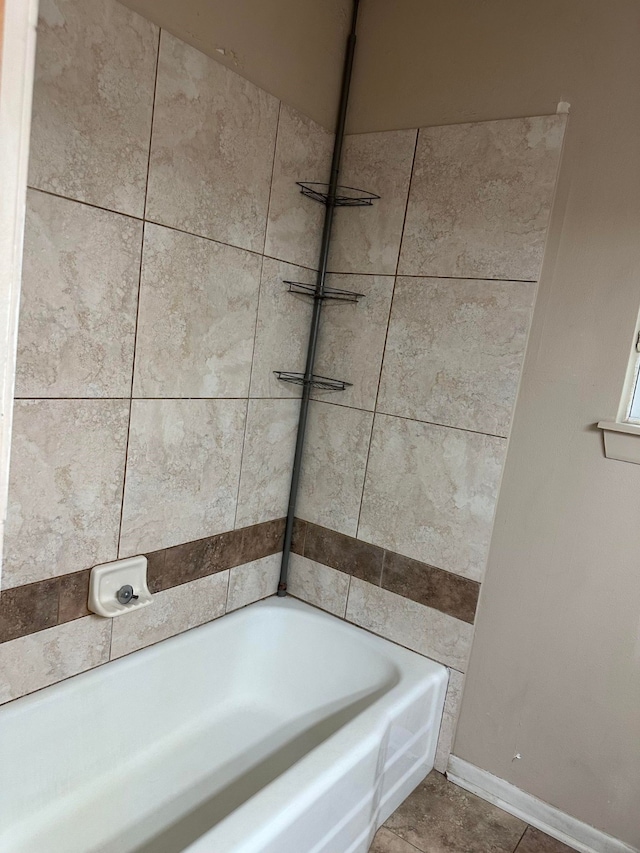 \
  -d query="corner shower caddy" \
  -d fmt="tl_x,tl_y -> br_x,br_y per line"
277,0 -> 374,596
274,182 -> 379,393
